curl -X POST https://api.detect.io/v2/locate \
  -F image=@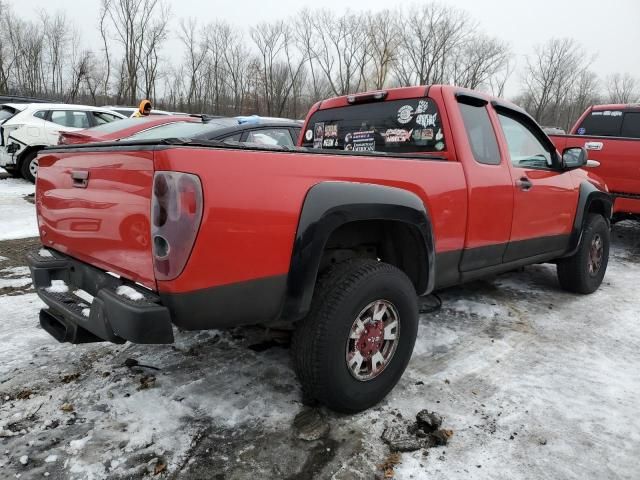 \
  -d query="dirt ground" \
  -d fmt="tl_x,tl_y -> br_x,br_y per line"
1,219 -> 639,479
